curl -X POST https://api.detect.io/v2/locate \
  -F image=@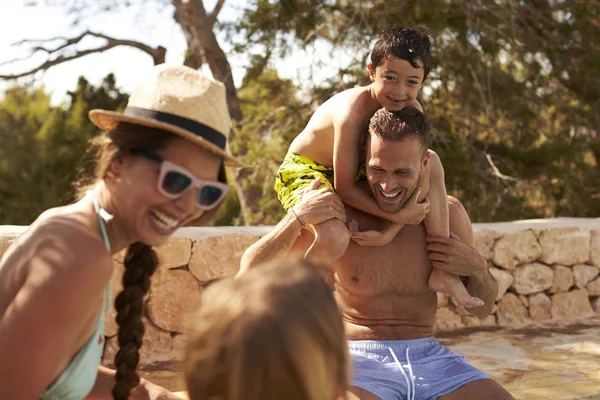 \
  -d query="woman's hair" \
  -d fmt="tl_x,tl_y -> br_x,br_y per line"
184,257 -> 350,400
79,123 -> 227,399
